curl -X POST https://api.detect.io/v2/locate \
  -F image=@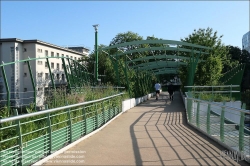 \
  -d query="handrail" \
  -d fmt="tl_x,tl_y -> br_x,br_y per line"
185,95 -> 250,114
0,92 -> 124,123
185,85 -> 240,88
